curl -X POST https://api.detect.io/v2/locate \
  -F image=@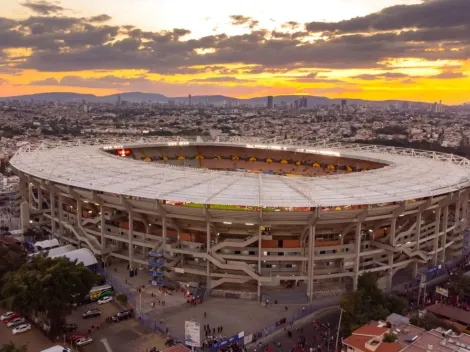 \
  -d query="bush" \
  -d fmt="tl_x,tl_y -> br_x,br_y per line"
116,294 -> 127,303
383,333 -> 397,343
